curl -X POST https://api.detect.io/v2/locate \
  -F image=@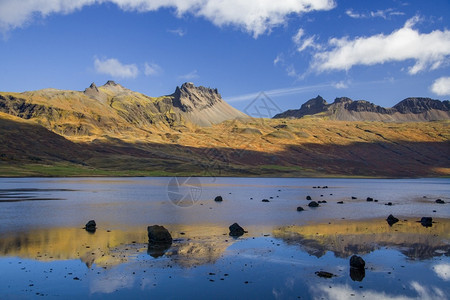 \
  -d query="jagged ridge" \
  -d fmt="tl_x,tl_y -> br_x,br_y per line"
274,95 -> 450,122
